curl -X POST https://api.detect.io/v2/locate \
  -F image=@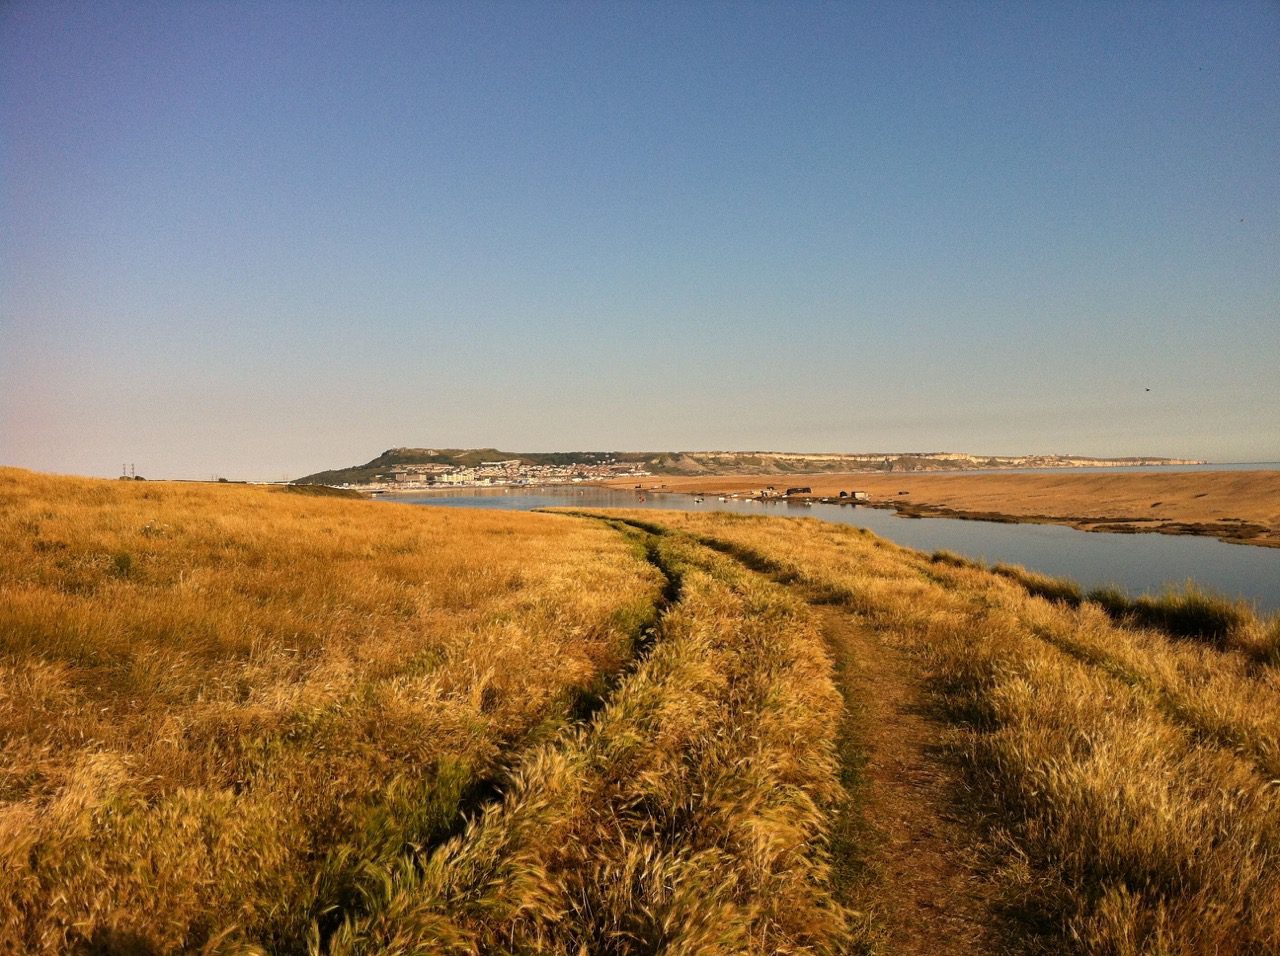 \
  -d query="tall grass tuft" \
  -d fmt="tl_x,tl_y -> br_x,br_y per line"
930,549 -> 981,569
1088,582 -> 1256,649
992,562 -> 1084,606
